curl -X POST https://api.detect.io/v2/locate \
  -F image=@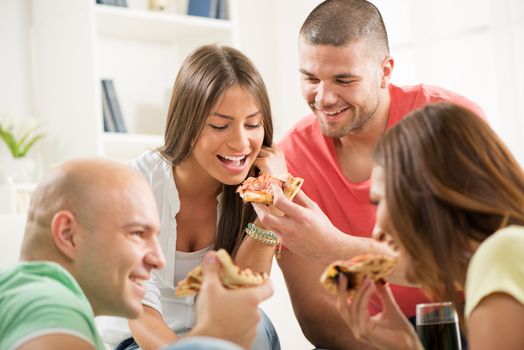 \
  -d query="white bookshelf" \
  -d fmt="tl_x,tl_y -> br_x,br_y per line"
95,5 -> 235,42
102,132 -> 164,161
31,0 -> 238,166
